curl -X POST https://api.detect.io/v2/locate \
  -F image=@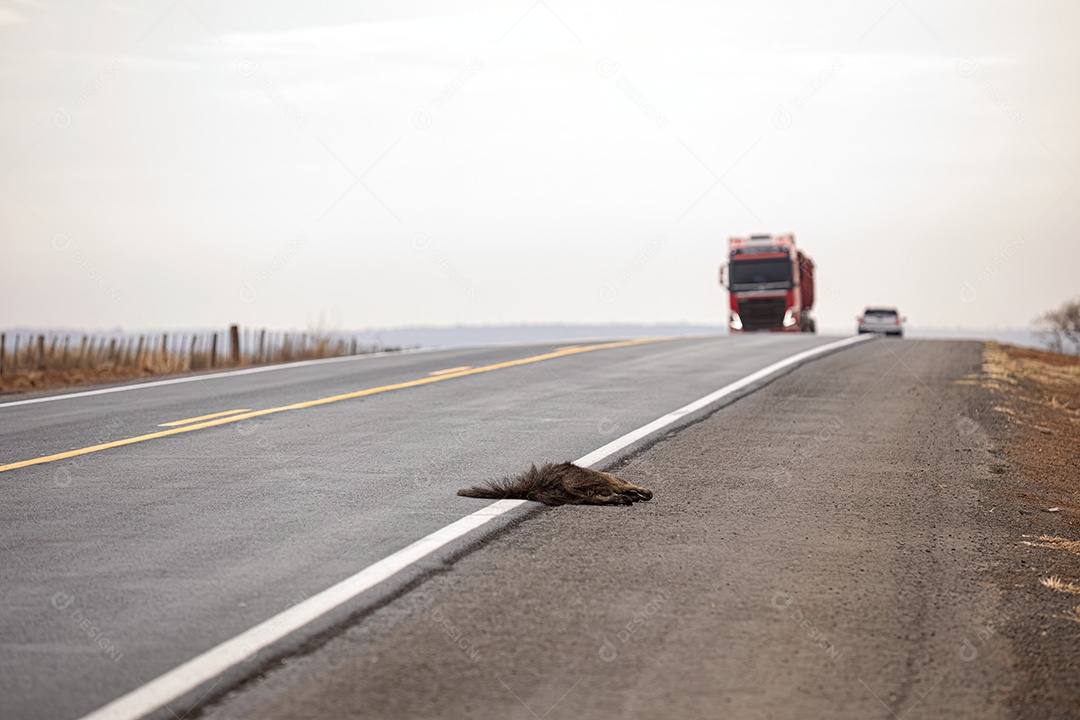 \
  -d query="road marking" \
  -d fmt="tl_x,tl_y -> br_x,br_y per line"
75,334 -> 870,720
0,347 -> 438,409
158,409 -> 252,427
0,338 -> 666,474
428,365 -> 473,376
576,335 -> 870,466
